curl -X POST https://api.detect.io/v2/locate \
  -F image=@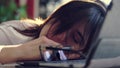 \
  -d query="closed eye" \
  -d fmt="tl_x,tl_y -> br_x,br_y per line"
72,31 -> 84,45
77,31 -> 84,45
